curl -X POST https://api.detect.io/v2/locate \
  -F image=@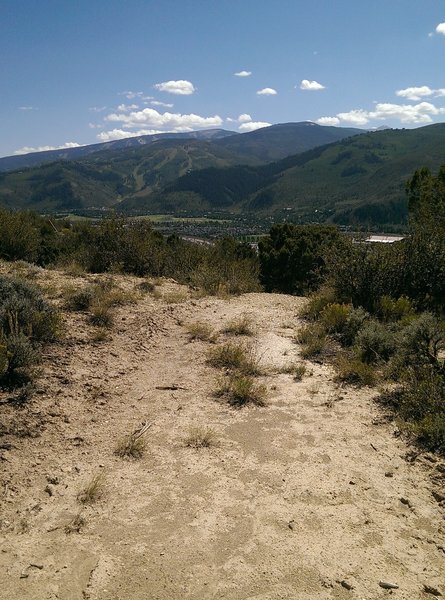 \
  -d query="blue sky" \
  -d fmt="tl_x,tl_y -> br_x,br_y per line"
1,0 -> 445,157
